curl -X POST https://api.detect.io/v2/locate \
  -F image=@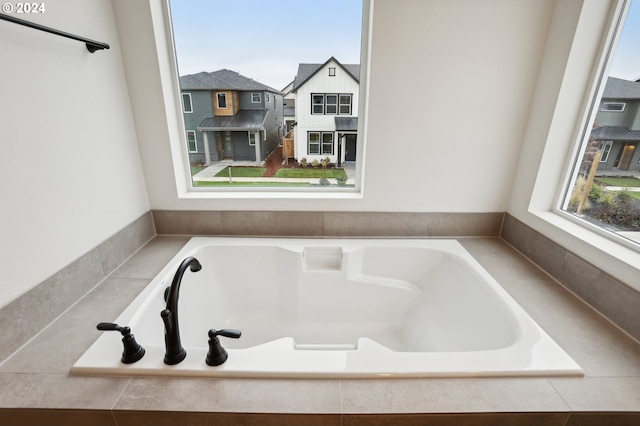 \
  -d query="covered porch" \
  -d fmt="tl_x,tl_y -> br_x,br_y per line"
197,110 -> 268,165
